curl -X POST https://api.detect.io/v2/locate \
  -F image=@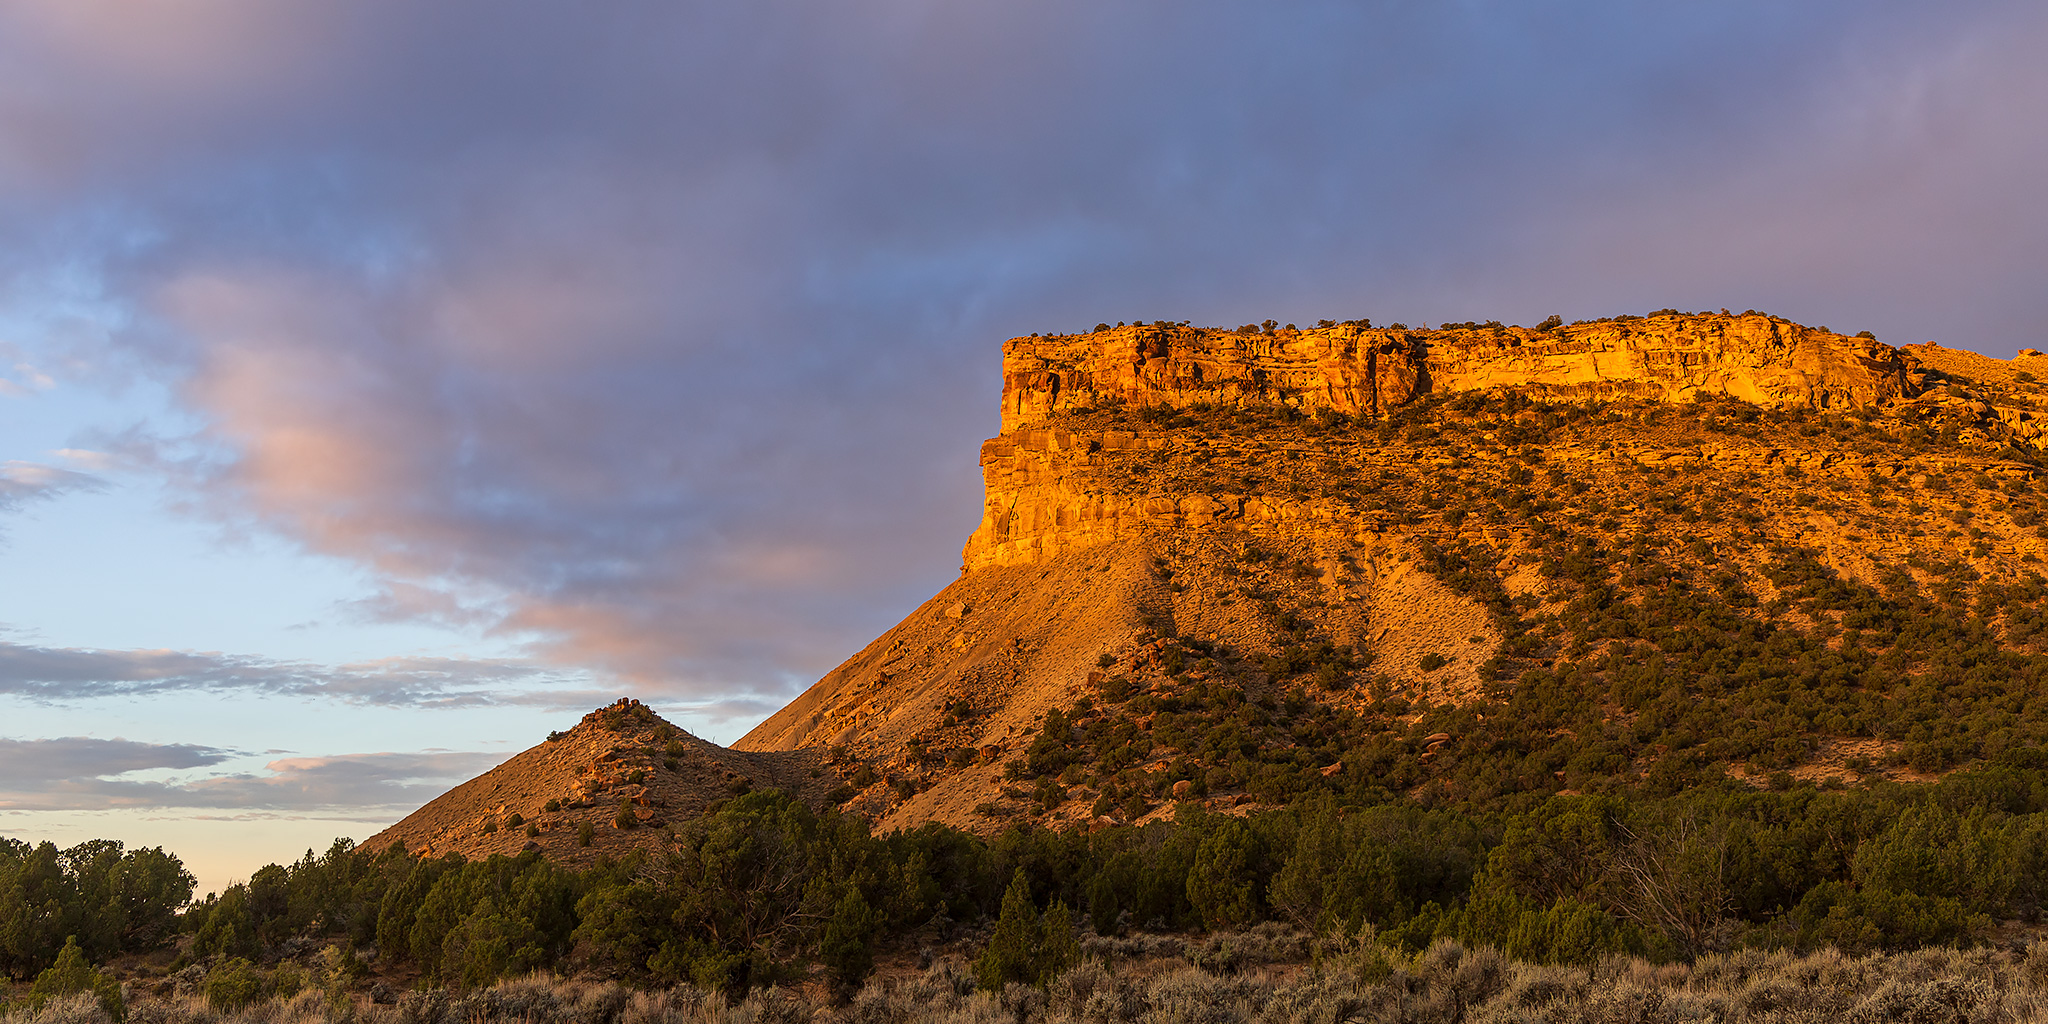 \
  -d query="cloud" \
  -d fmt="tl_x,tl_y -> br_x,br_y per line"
0,739 -> 502,812
0,0 -> 2045,709
655,698 -> 786,728
0,461 -> 103,512
0,639 -> 579,706
50,449 -> 120,472
0,365 -> 52,397
0,737 -> 231,784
